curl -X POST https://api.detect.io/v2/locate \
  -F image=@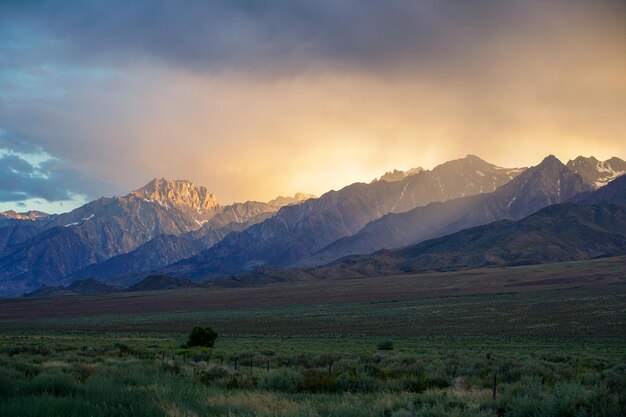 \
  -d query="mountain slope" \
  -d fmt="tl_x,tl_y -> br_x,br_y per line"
166,155 -> 523,278
69,234 -> 205,284
315,174 -> 626,276
0,224 -> 43,257
0,179 -> 281,295
306,155 -> 591,265
69,208 -> 277,284
574,172 -> 626,205
321,204 -> 626,277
